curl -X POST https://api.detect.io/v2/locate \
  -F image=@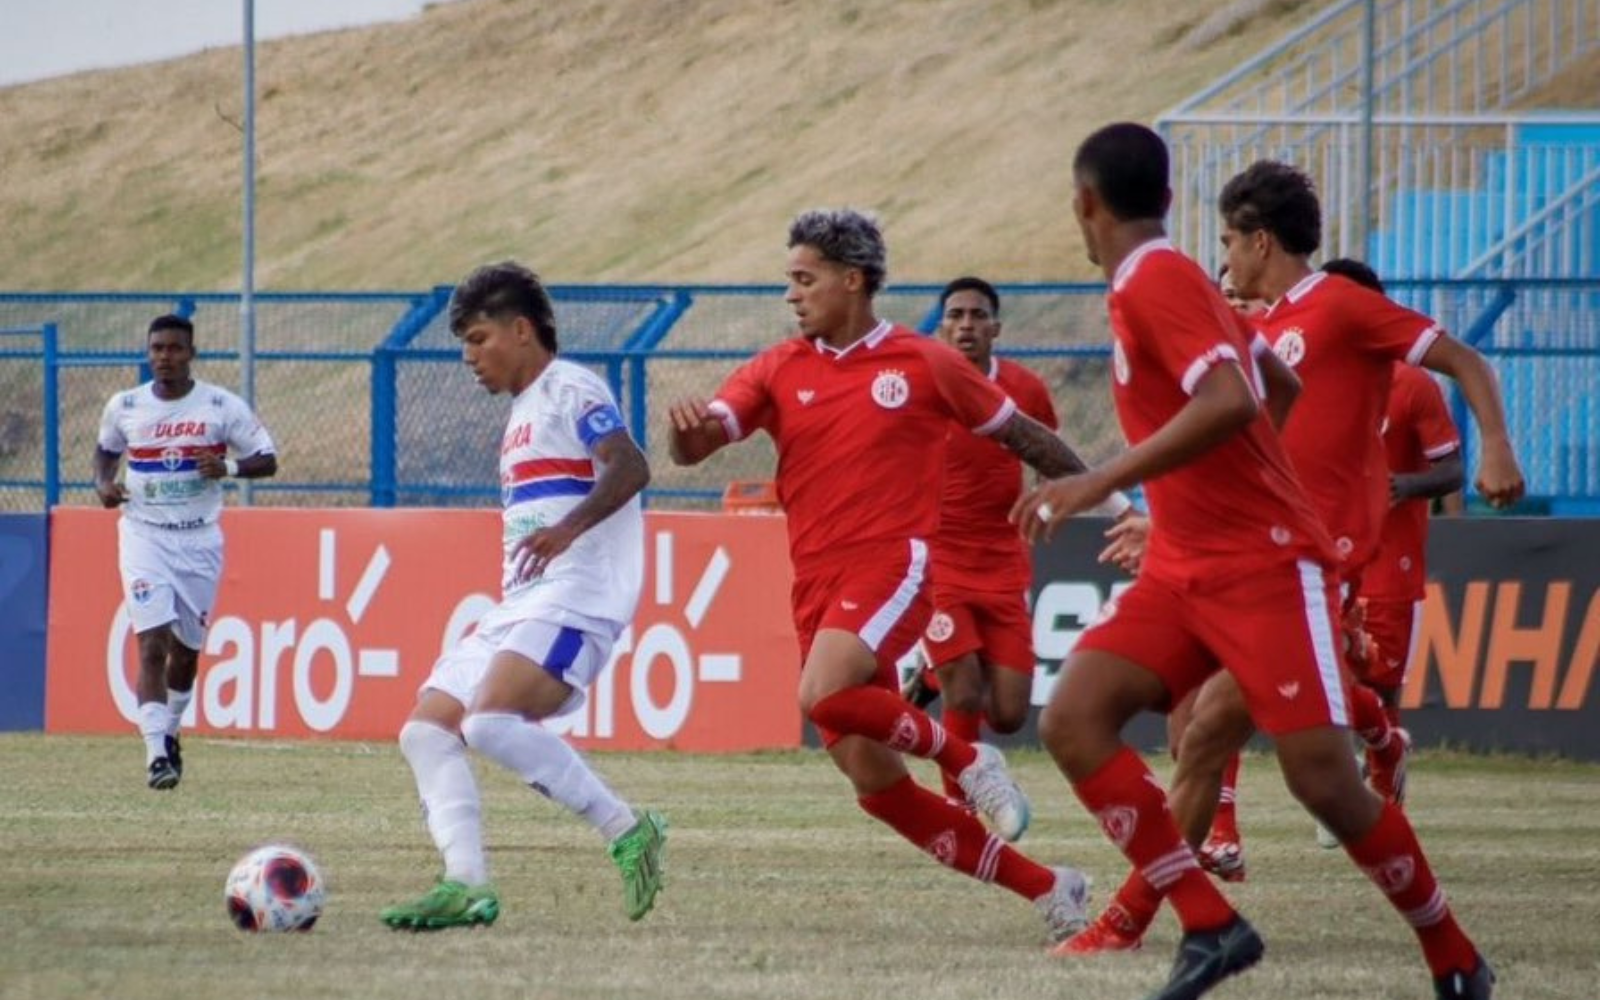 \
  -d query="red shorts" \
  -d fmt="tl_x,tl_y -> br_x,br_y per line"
1359,597 -> 1422,690
792,539 -> 932,691
1073,558 -> 1350,736
924,584 -> 1033,675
